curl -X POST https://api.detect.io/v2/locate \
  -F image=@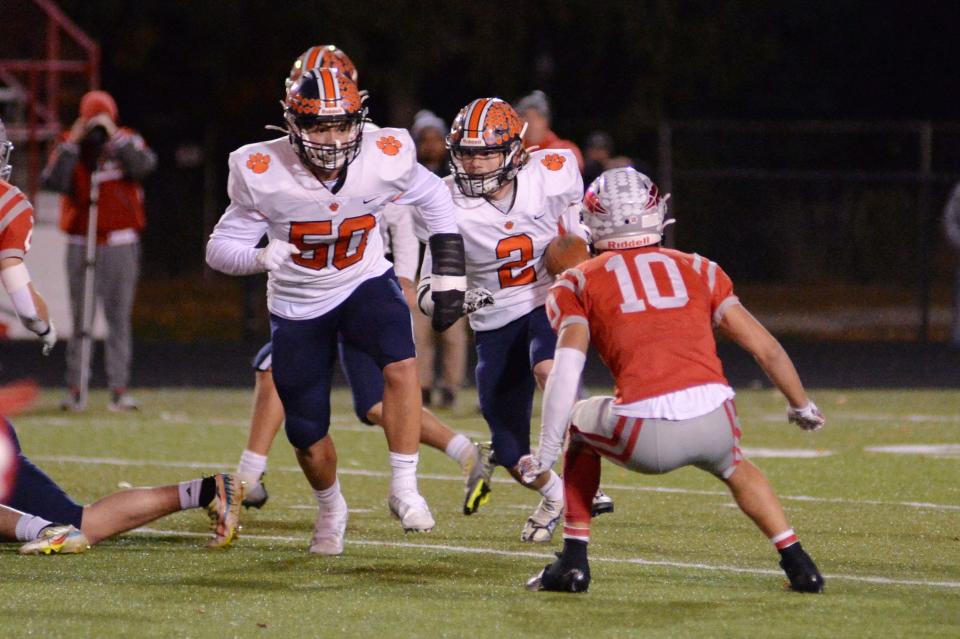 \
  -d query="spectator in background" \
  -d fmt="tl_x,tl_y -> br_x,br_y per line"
515,90 -> 584,173
410,110 -> 467,408
582,130 -> 649,185
42,90 -> 157,412
944,182 -> 960,348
